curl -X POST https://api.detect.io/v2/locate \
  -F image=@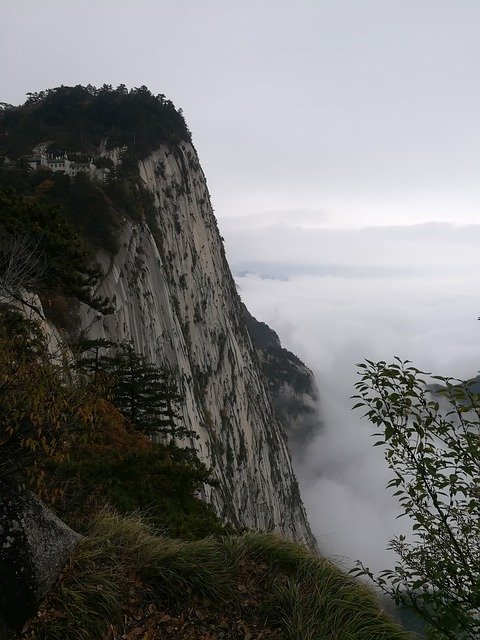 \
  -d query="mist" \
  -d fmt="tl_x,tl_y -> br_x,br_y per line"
222,219 -> 480,573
